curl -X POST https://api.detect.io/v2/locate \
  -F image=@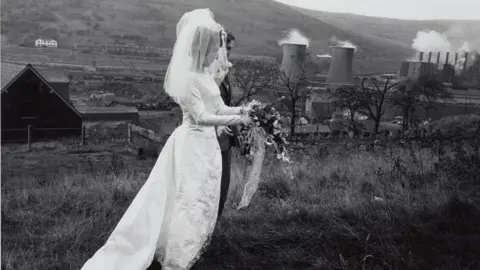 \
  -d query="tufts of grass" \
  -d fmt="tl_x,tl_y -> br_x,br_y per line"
2,139 -> 480,269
